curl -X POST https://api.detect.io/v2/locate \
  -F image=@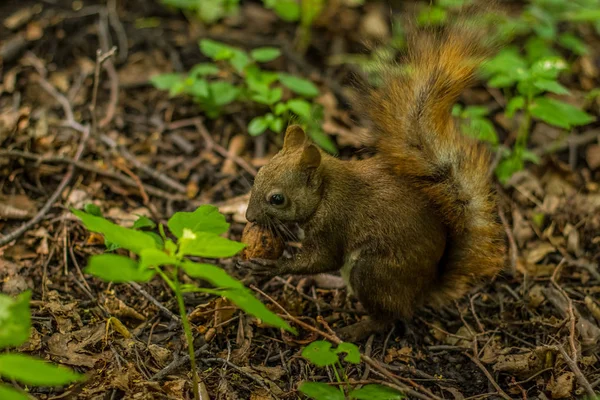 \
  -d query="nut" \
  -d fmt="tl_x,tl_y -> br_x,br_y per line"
240,222 -> 284,260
